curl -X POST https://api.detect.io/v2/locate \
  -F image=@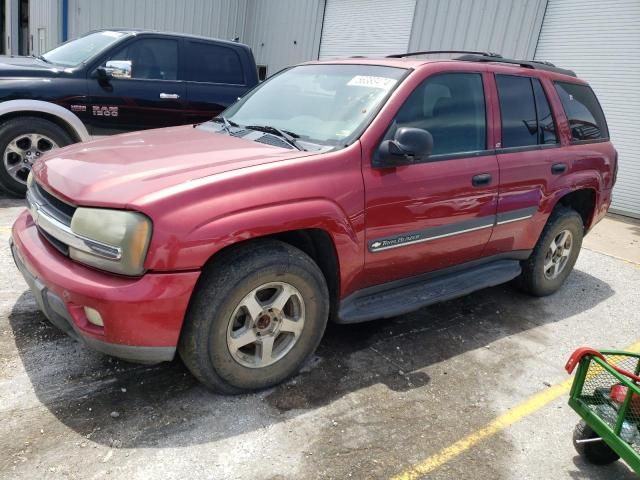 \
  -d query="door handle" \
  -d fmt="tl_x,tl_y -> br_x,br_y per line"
551,163 -> 568,174
472,173 -> 492,187
159,93 -> 180,99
